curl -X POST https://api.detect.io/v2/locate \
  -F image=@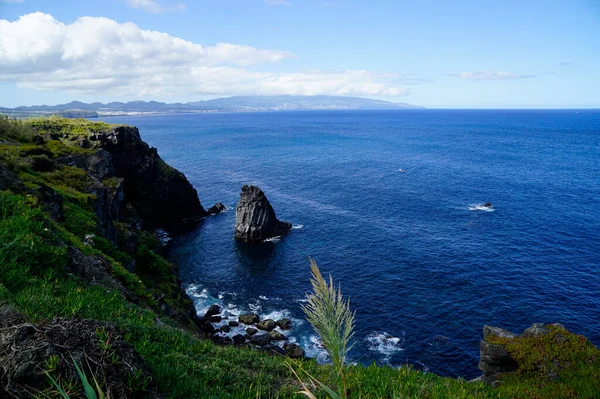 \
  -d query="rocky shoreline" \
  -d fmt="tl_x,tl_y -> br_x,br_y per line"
192,304 -> 305,359
2,117 -> 597,397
